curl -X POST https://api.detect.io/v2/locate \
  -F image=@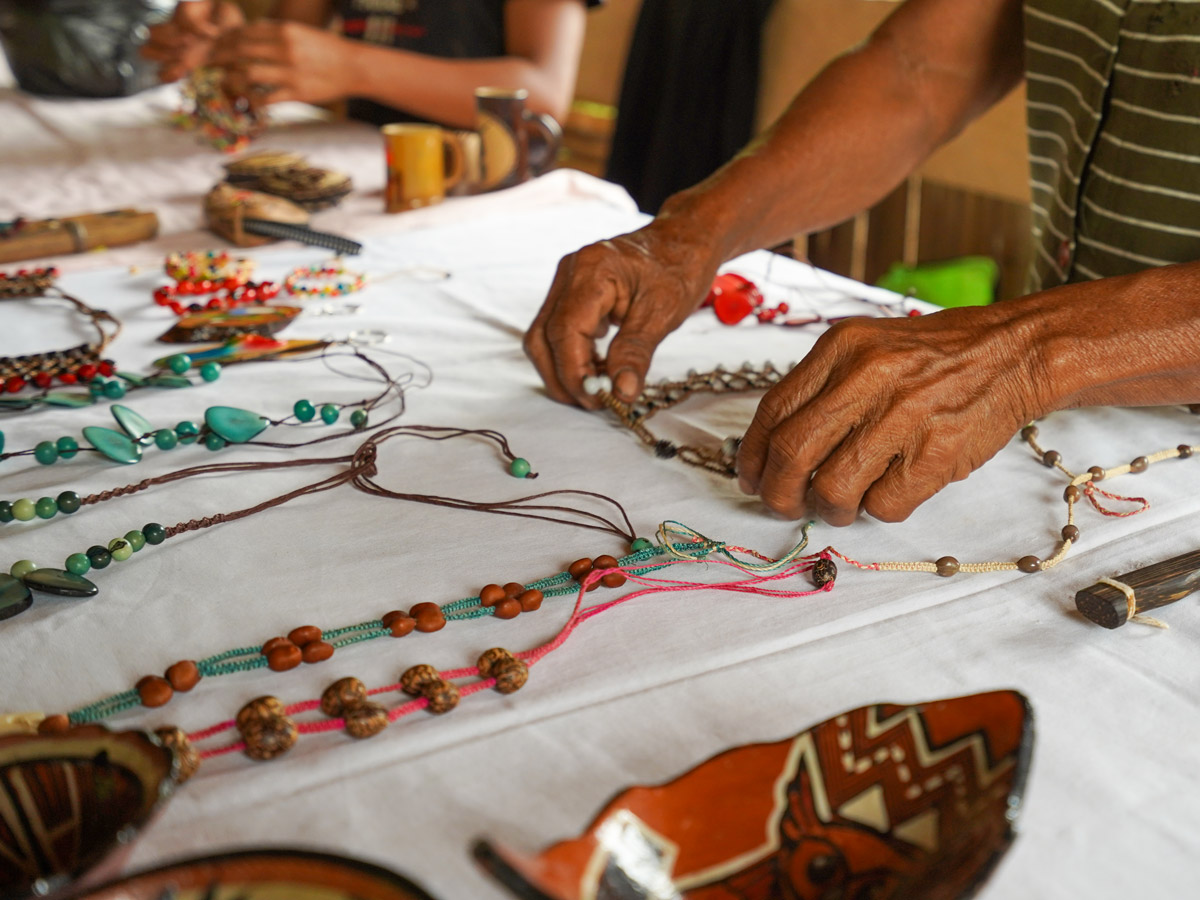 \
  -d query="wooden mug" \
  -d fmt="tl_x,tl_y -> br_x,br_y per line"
475,87 -> 562,192
382,124 -> 465,212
